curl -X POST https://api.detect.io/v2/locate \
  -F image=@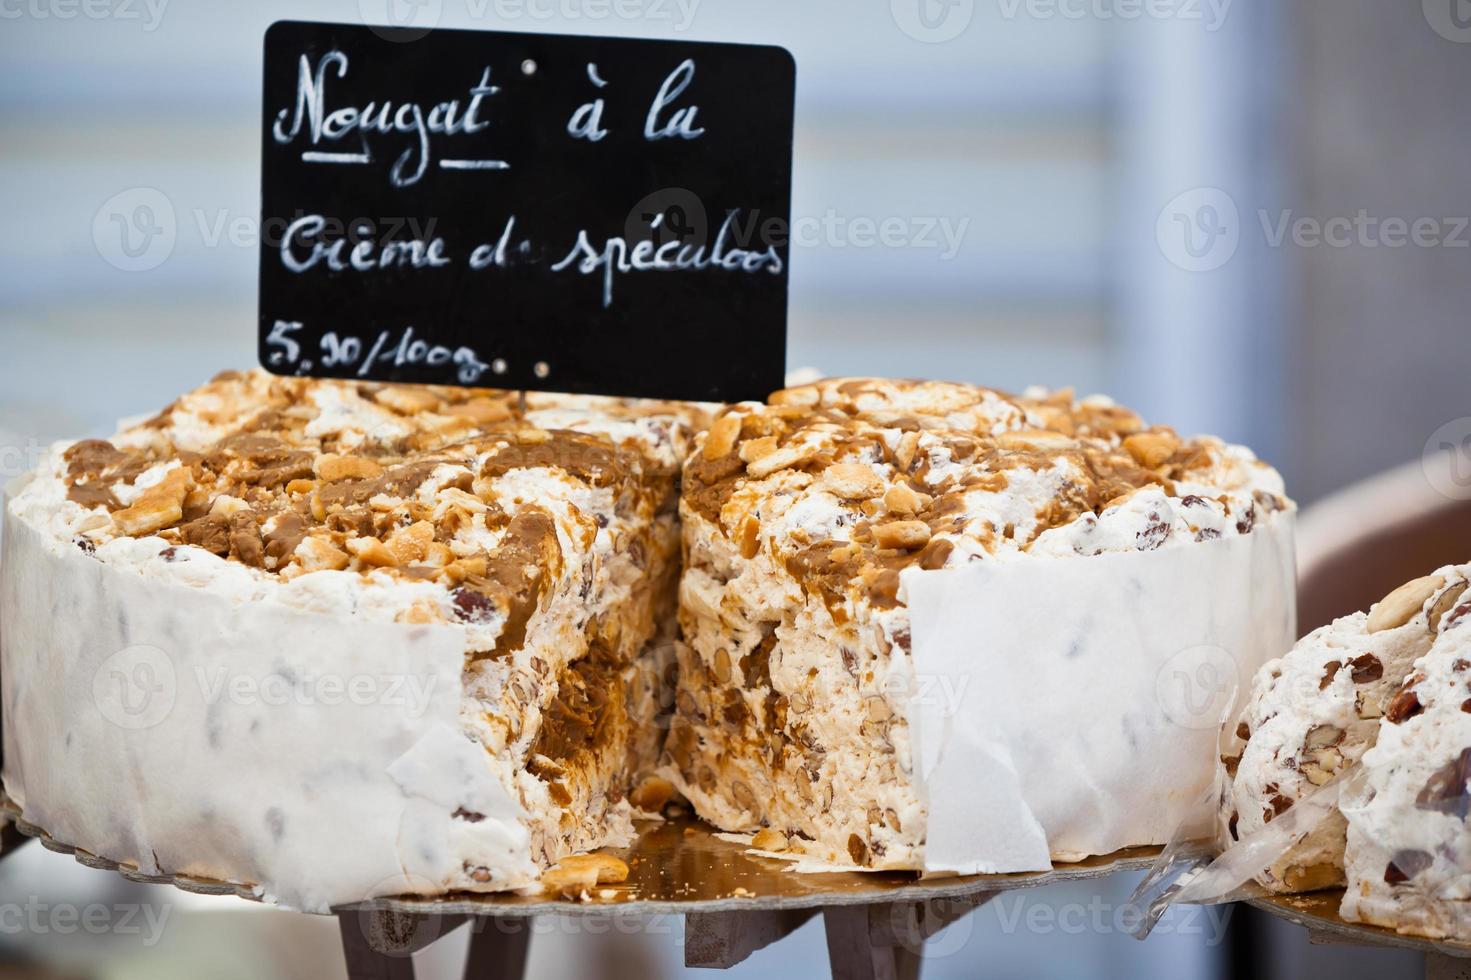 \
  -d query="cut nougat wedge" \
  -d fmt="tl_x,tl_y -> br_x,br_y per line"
1223,567 -> 1470,893
3,369 -> 702,908
669,378 -> 1288,869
